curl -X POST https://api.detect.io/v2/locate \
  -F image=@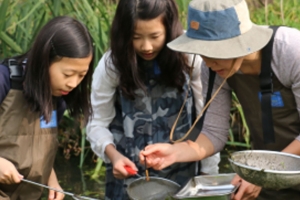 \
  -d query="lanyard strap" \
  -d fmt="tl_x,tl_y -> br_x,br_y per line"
187,68 -> 216,141
170,57 -> 236,143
